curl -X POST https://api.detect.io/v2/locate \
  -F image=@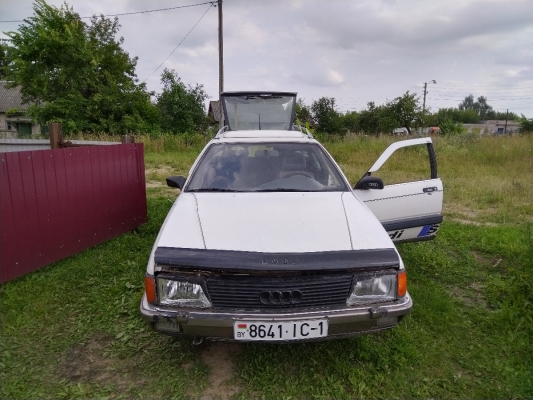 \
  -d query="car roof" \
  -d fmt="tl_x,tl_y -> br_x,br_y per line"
214,130 -> 316,143
219,130 -> 310,139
